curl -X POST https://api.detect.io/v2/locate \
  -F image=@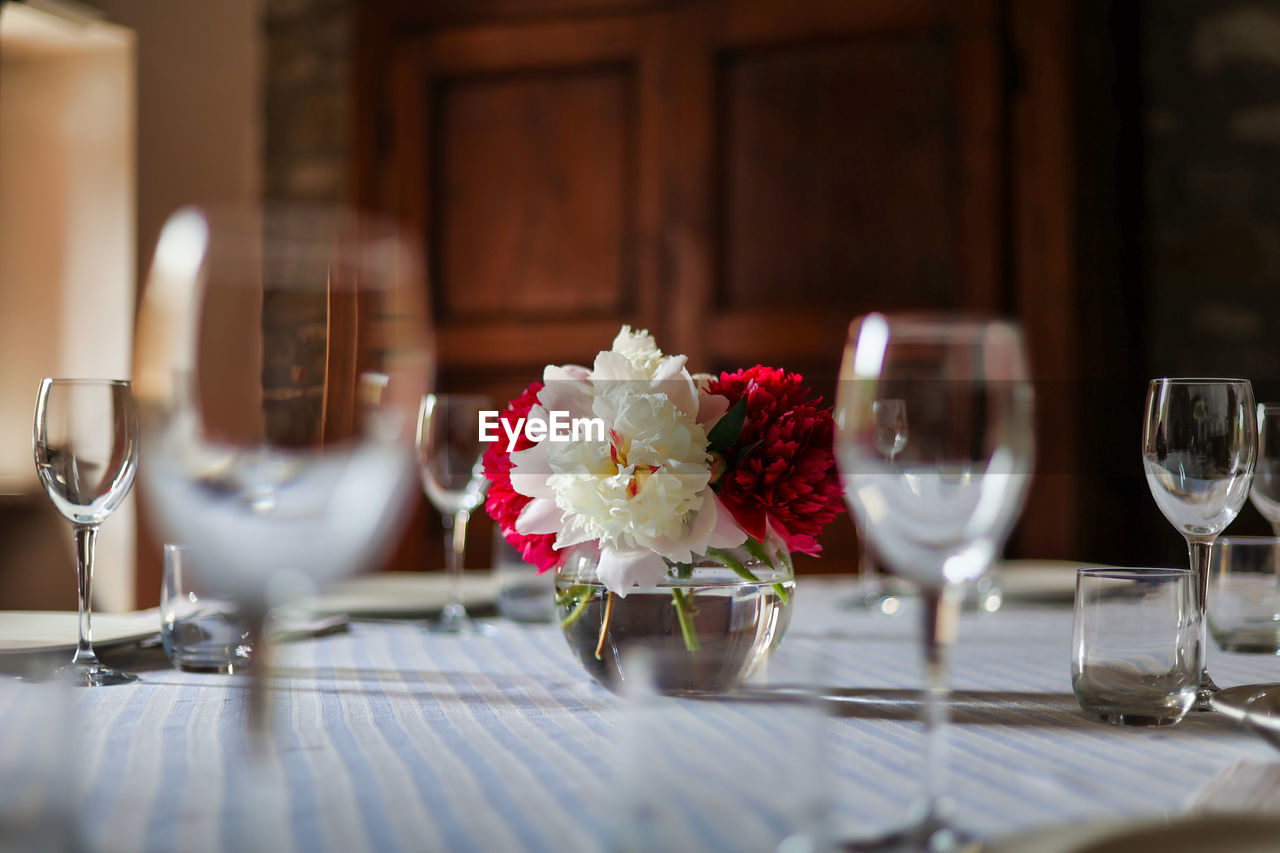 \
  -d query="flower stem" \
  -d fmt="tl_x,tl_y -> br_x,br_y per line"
671,588 -> 701,651
705,546 -> 791,605
740,537 -> 775,569
594,591 -> 616,660
558,584 -> 594,629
